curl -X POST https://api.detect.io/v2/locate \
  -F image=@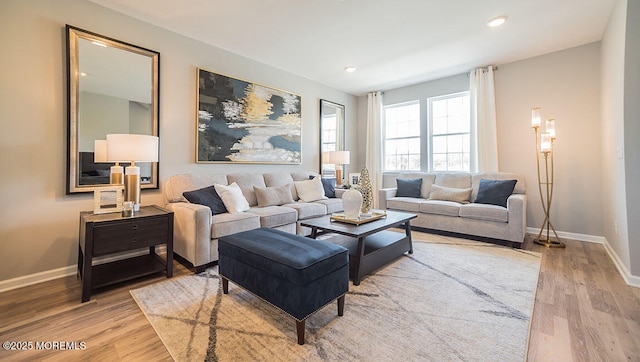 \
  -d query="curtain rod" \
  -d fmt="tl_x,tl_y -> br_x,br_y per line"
467,66 -> 498,76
